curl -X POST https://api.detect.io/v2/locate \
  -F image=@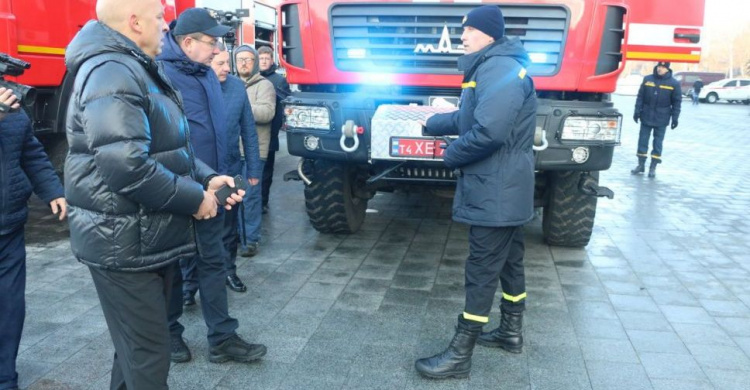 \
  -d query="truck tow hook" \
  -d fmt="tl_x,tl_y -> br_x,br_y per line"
340,119 -> 360,153
578,173 -> 614,199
